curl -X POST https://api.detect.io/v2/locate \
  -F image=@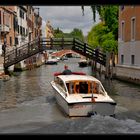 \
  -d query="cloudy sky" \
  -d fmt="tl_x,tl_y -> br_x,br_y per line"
37,6 -> 100,37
